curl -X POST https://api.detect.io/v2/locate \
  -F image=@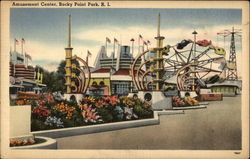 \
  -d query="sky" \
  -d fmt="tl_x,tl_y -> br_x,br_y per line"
10,8 -> 242,75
